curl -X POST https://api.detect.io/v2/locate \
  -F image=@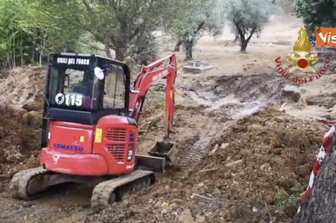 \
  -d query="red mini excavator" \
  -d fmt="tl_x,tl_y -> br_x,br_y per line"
9,53 -> 177,211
